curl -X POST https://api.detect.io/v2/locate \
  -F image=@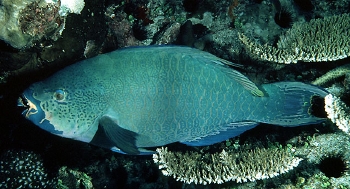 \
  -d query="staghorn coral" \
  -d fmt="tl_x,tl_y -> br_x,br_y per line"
239,13 -> 350,64
153,146 -> 302,185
